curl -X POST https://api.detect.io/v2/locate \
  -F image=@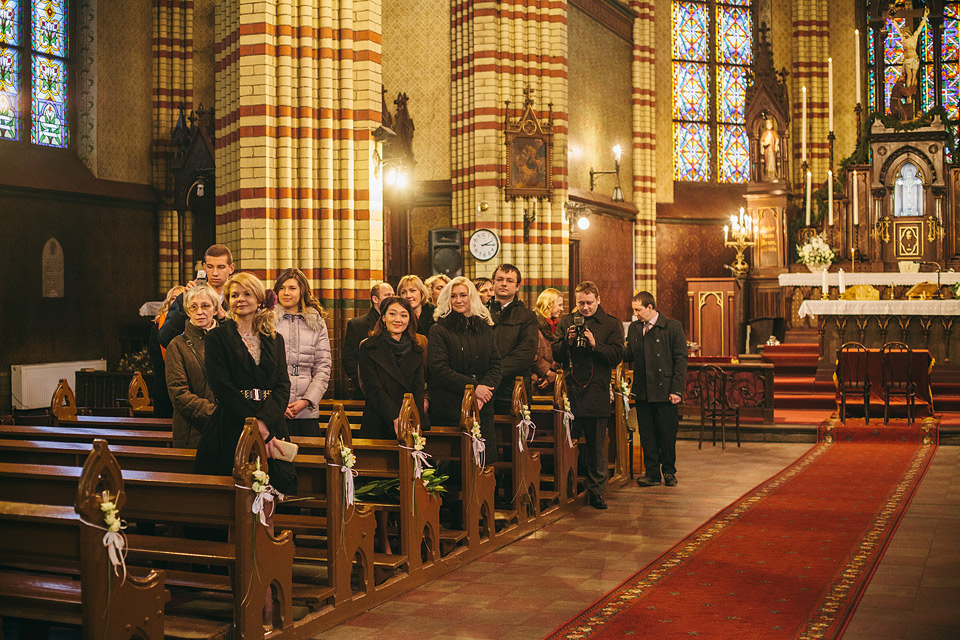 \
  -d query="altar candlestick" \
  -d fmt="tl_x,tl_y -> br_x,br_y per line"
851,247 -> 856,272
821,267 -> 829,298
801,86 -> 808,163
805,171 -> 812,226
854,30 -> 861,103
852,170 -> 859,226
937,198 -> 942,219
828,58 -> 834,132
827,170 -> 834,226
838,268 -> 846,294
